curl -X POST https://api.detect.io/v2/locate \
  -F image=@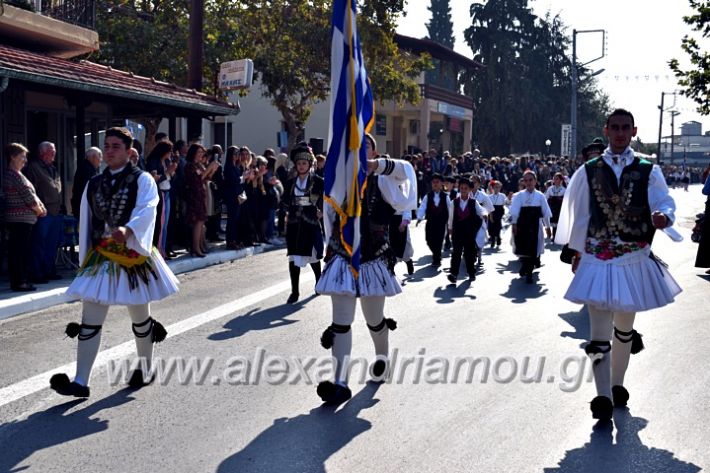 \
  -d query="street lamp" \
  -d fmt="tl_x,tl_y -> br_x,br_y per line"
570,28 -> 606,160
545,139 -> 551,156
